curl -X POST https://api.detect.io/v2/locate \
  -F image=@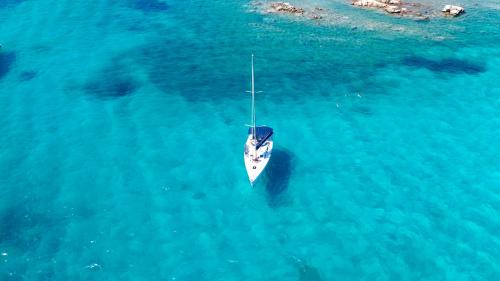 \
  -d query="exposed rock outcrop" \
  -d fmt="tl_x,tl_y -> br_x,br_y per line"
442,5 -> 464,16
263,2 -> 326,20
256,0 -> 465,27
267,2 -> 304,15
351,0 -> 442,18
352,0 -> 387,8
353,0 -> 405,14
352,0 -> 402,9
380,0 -> 401,4
385,5 -> 401,13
